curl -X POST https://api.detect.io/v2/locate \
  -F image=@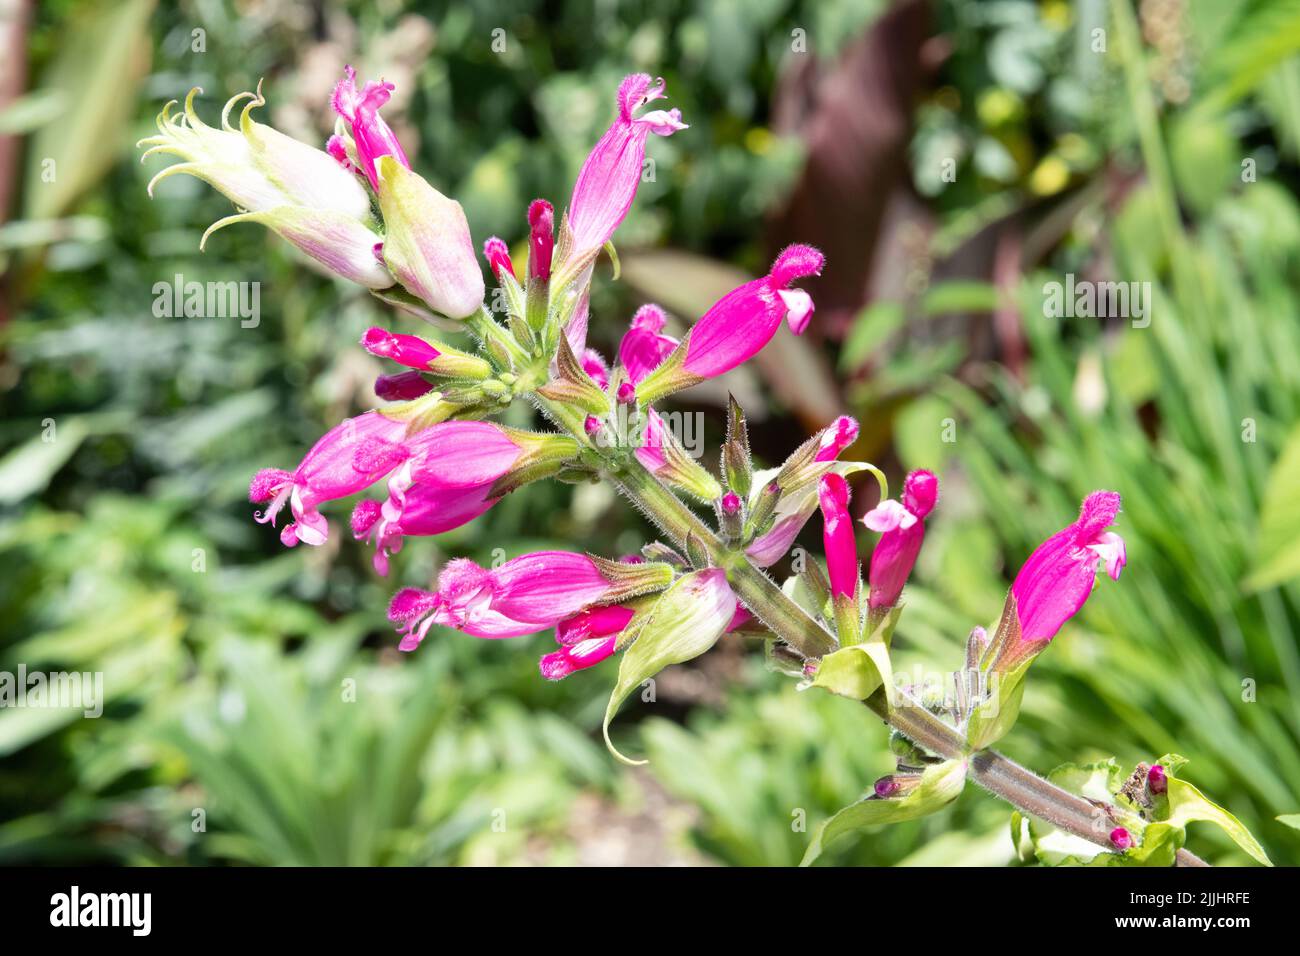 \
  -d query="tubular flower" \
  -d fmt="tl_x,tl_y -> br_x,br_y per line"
864,469 -> 938,610
818,473 -> 858,600
249,411 -> 411,547
408,421 -> 577,491
351,474 -> 497,576
362,326 -> 492,379
540,604 -> 637,680
635,245 -> 823,403
138,87 -> 392,289
330,65 -> 410,190
618,304 -> 678,384
1010,491 -> 1126,645
558,74 -> 687,277
388,552 -> 673,647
